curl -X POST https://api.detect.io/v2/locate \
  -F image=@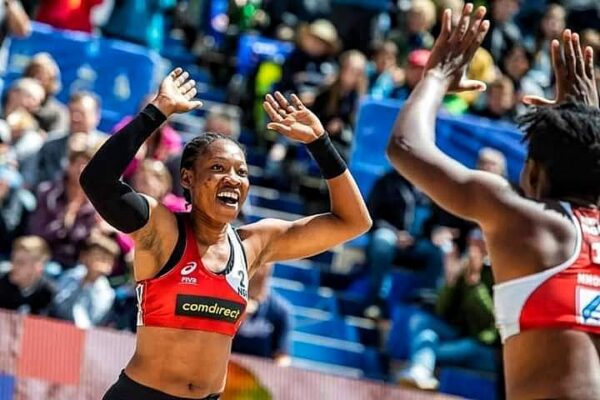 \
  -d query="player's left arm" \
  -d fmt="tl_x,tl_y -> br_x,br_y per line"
239,92 -> 372,276
386,4 -> 515,230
